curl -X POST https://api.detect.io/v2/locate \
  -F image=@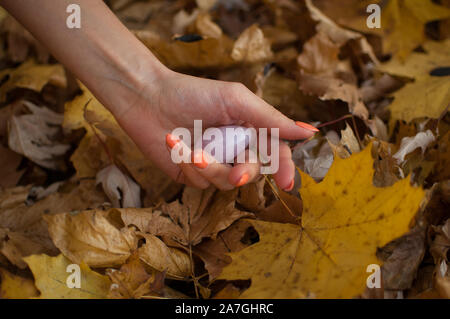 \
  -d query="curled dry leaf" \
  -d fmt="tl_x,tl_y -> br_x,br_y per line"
297,31 -> 368,120
121,187 -> 252,248
8,100 -> 70,170
429,219 -> 450,265
293,135 -> 334,182
45,209 -> 138,268
328,123 -> 361,159
188,12 -> 222,39
231,25 -> 274,64
96,164 -> 141,208
194,219 -> 252,281
138,233 -> 191,280
107,253 -> 166,299
393,130 -> 435,163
